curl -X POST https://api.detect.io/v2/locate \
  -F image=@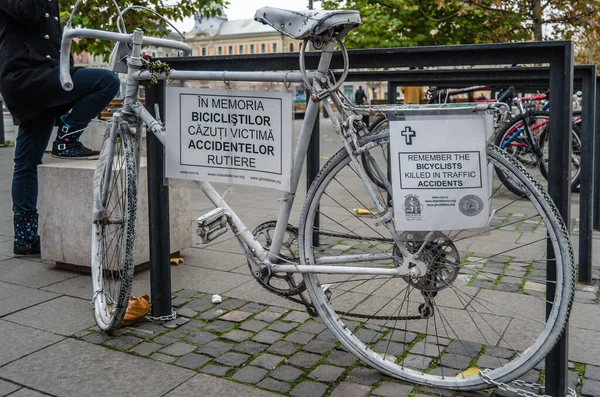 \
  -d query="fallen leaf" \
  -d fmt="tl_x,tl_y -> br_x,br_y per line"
457,367 -> 480,378
170,257 -> 184,265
